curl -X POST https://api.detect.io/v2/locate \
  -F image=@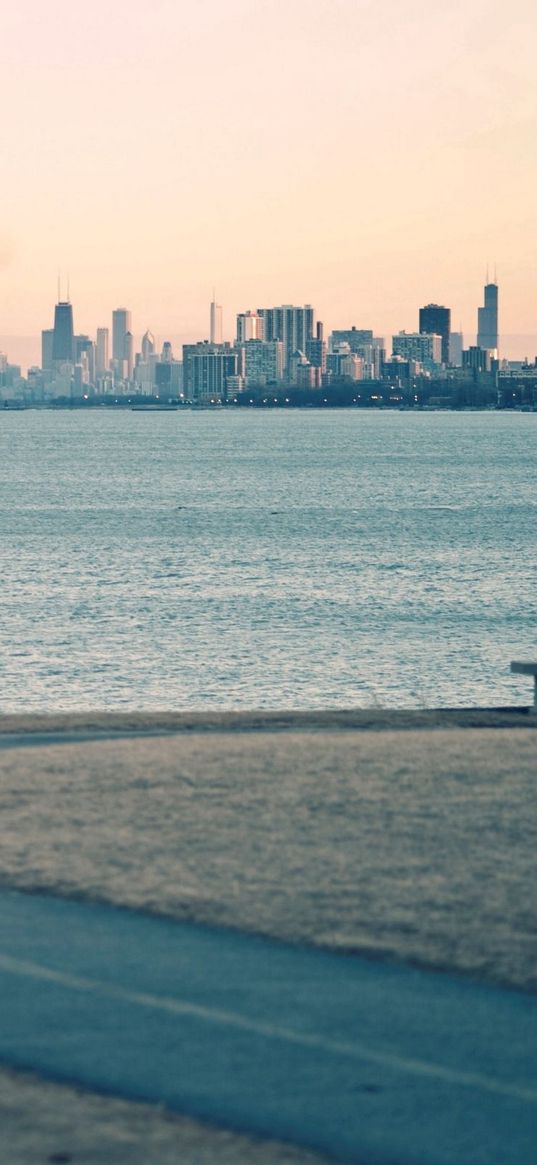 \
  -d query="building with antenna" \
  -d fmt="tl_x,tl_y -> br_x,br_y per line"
52,301 -> 74,363
477,278 -> 499,355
